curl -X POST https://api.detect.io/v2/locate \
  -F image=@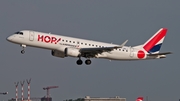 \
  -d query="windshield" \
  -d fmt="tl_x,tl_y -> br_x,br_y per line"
14,31 -> 23,35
